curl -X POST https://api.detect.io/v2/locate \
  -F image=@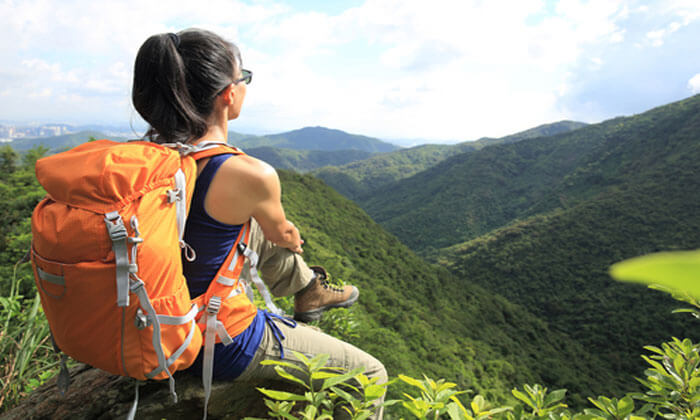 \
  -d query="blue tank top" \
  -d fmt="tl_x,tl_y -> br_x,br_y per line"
183,154 -> 243,297
182,154 -> 263,379
182,153 -> 297,380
